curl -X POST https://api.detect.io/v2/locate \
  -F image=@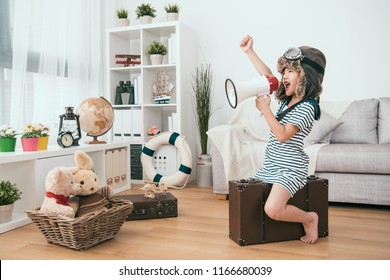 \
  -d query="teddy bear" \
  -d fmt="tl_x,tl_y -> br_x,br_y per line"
40,166 -> 80,218
70,150 -> 112,218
